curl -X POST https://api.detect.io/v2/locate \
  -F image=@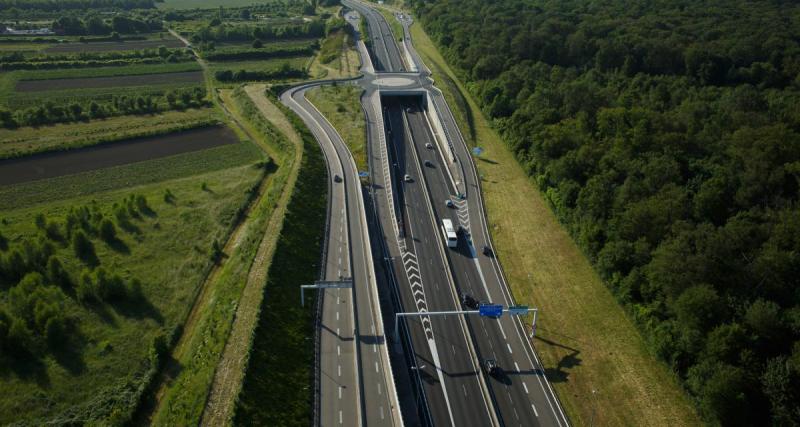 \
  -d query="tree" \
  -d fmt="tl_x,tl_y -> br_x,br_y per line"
673,284 -> 724,333
252,38 -> 263,48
